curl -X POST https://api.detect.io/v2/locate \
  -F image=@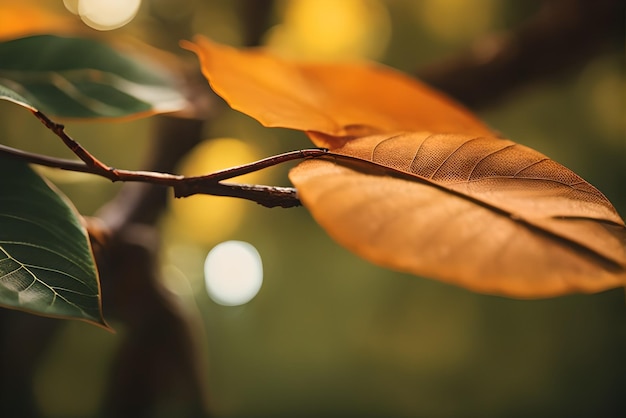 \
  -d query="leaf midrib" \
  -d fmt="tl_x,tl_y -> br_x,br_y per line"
317,151 -> 626,270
